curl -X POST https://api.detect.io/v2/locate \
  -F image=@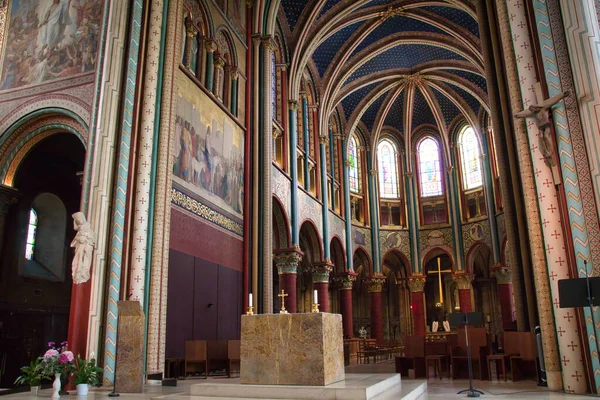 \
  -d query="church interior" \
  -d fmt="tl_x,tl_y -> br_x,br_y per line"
1,0 -> 600,397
